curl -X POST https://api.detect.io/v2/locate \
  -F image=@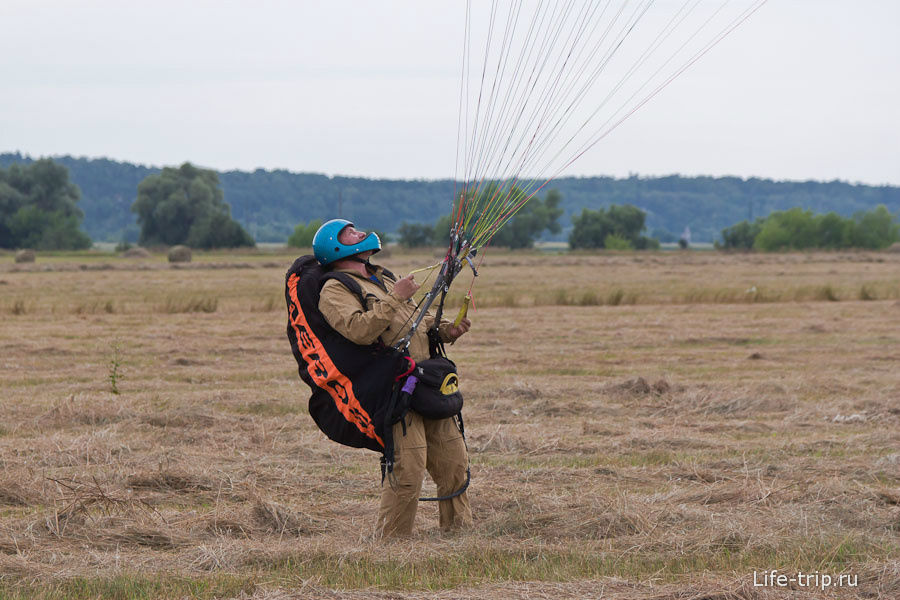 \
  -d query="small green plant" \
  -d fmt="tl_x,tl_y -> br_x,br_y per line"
603,234 -> 634,250
108,340 -> 123,395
